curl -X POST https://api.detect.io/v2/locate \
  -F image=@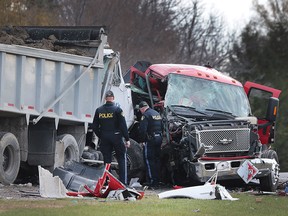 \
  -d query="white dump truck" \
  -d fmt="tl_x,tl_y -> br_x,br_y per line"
0,26 -> 135,184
